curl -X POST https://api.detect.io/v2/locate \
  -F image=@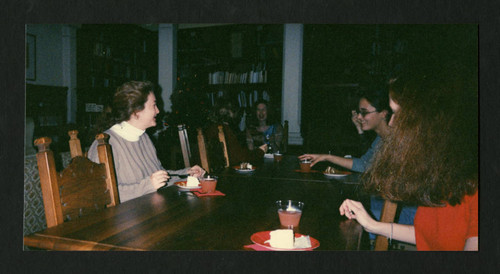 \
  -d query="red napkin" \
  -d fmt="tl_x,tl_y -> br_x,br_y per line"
293,169 -> 320,173
243,244 -> 313,251
192,190 -> 226,197
244,244 -> 274,251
